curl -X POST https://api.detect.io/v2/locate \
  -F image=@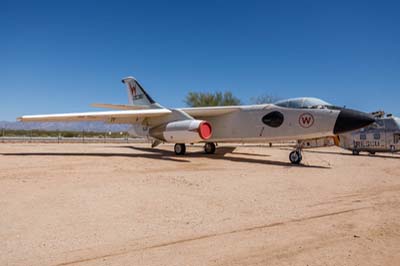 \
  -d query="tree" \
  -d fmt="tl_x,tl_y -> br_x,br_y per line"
184,91 -> 241,107
250,94 -> 281,104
